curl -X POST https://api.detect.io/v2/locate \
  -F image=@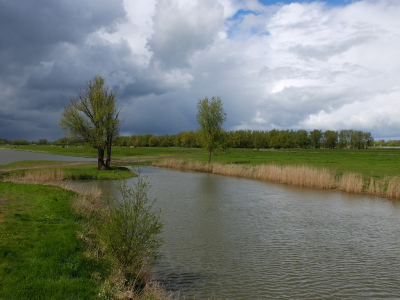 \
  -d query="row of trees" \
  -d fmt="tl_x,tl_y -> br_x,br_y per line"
114,129 -> 374,150
0,128 -> 375,150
